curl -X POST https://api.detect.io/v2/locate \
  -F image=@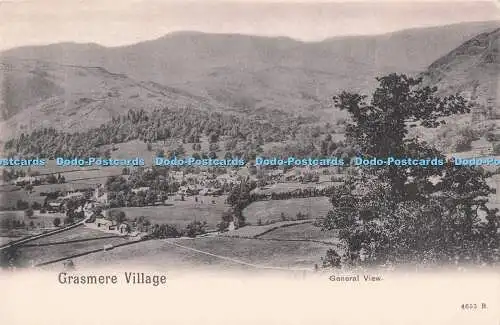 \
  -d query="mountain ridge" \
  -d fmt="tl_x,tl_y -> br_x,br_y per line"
1,20 -> 499,139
